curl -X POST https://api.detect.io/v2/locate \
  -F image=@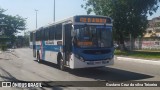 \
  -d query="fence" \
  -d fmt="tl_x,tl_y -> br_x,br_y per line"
134,38 -> 160,50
